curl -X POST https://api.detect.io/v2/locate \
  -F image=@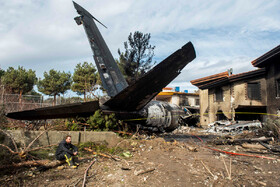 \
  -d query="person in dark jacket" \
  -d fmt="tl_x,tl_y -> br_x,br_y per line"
55,135 -> 78,168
